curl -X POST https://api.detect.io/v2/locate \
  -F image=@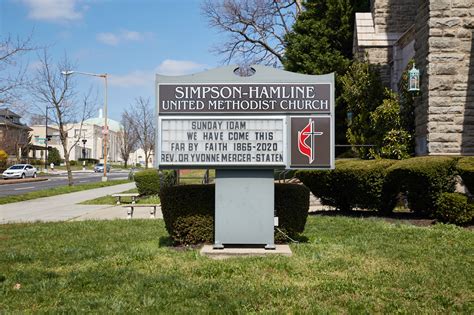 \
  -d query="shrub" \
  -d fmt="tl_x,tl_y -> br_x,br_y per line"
134,169 -> 176,196
159,183 -> 310,245
28,159 -> 43,166
0,150 -> 7,171
274,183 -> 310,242
369,90 -> 412,159
296,159 -> 396,212
341,61 -> 385,159
78,158 -> 99,165
383,157 -> 457,215
160,184 -> 215,245
435,193 -> 473,225
47,147 -> 61,166
457,157 -> 474,194
69,160 -> 77,166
